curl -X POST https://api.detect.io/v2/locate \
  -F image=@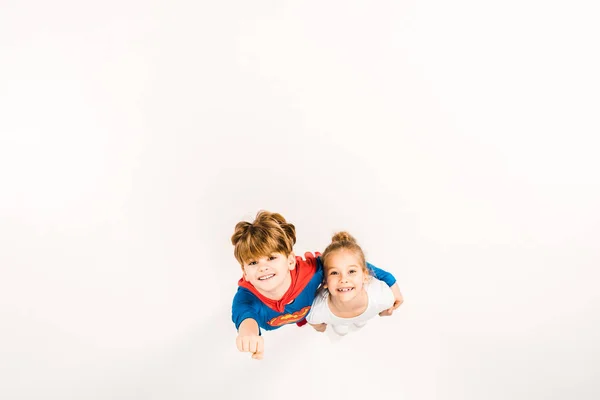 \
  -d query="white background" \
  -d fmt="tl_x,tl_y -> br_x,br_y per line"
1,1 -> 599,399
